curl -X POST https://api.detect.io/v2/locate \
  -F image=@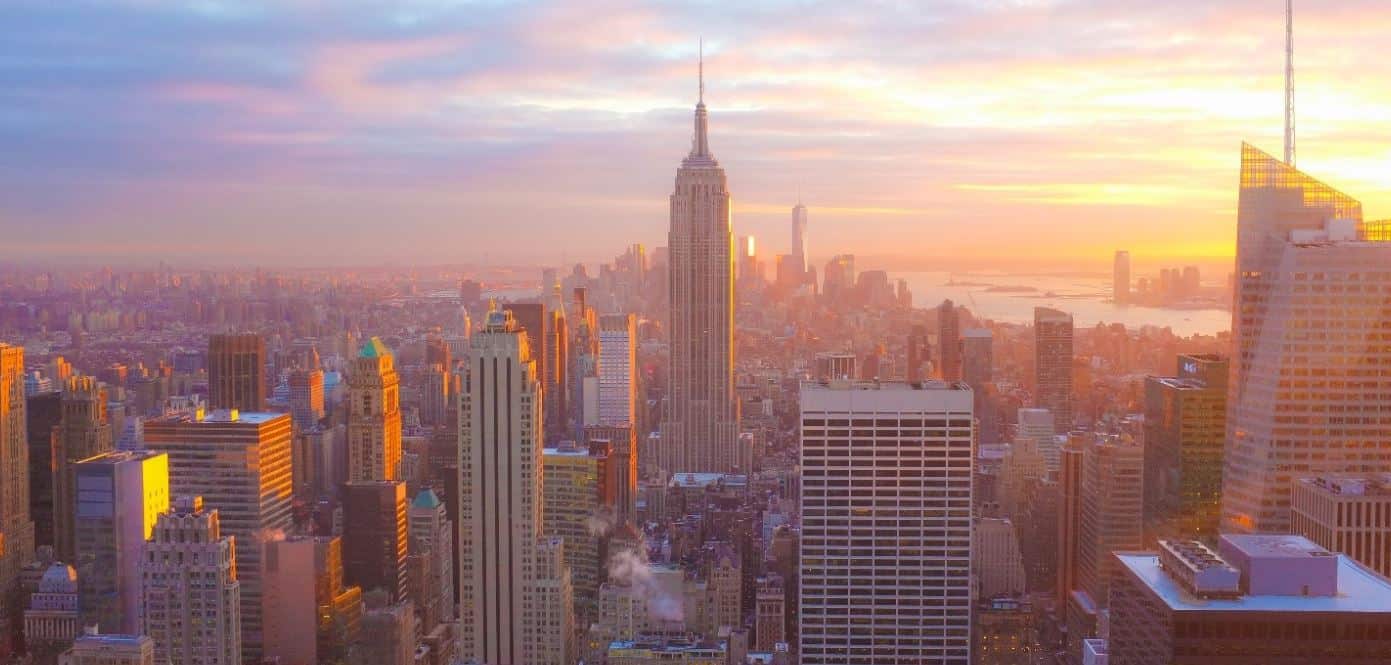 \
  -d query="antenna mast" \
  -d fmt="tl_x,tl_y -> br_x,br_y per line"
1284,0 -> 1295,165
